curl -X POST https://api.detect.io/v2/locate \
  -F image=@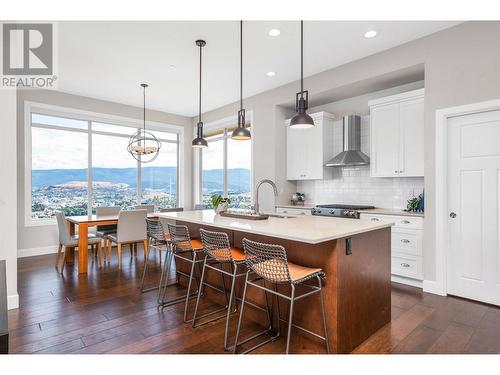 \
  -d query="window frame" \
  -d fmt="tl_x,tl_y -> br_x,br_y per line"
194,112 -> 253,206
24,101 -> 184,226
